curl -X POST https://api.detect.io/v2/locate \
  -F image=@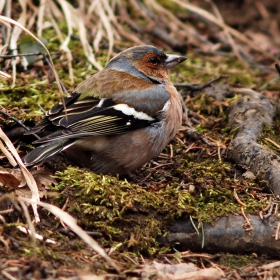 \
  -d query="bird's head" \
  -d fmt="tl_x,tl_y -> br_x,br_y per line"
106,45 -> 187,84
